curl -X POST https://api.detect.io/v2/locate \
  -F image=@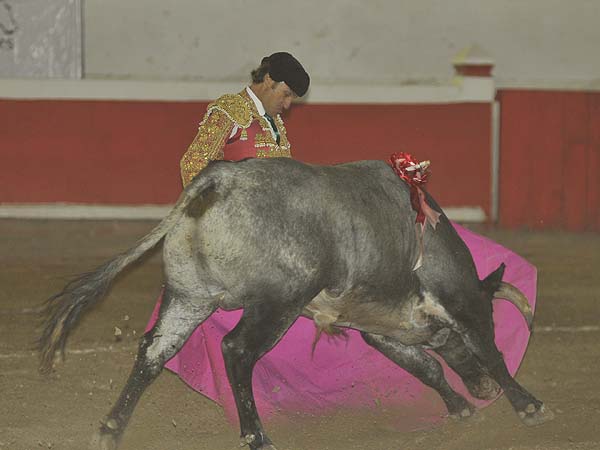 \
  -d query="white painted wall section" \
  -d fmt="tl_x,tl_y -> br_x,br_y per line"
82,0 -> 600,88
